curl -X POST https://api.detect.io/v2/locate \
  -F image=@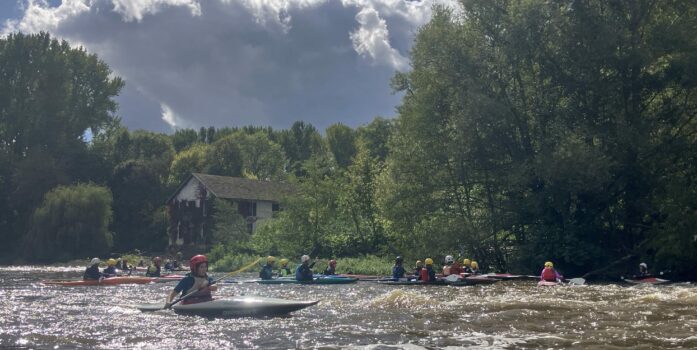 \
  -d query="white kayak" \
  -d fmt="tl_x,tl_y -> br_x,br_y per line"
135,296 -> 319,317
